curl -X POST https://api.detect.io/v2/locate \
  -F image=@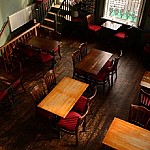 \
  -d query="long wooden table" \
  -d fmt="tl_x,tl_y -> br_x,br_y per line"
140,71 -> 150,89
102,117 -> 150,150
38,77 -> 89,118
76,49 -> 113,75
25,36 -> 62,53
